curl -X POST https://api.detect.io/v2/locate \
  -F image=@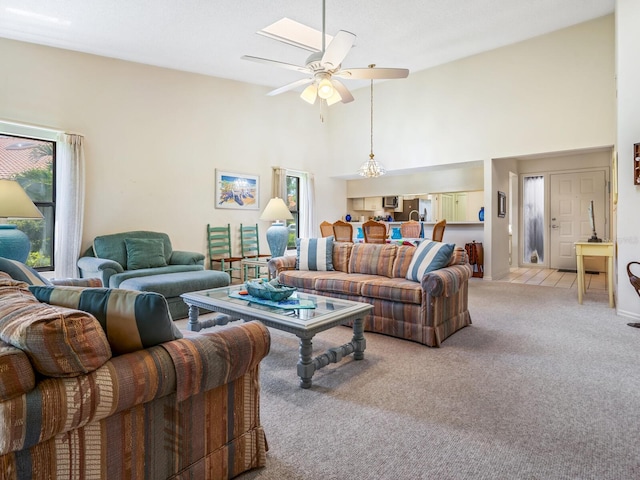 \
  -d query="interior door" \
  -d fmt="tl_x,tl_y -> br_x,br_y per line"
439,194 -> 454,221
549,170 -> 606,270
